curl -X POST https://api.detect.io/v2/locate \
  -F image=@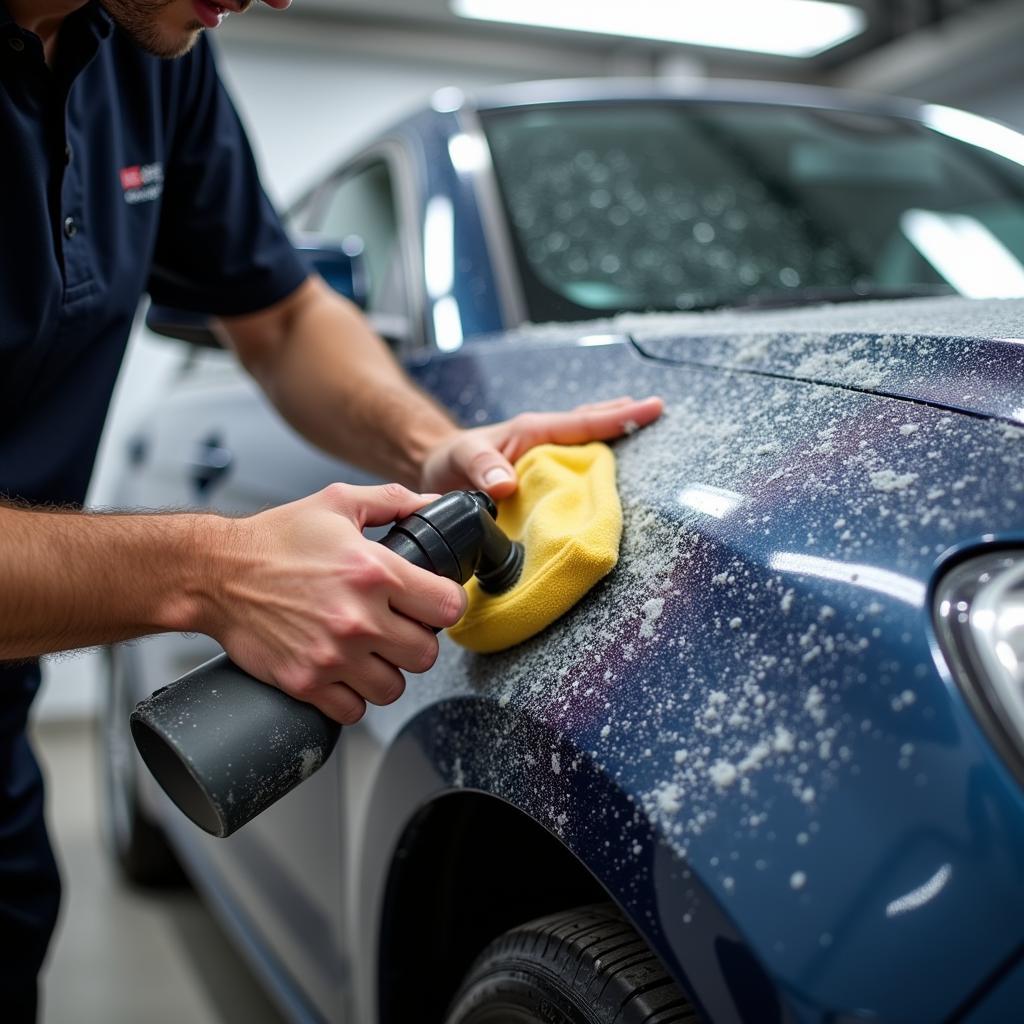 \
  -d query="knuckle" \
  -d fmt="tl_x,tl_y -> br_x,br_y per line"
281,668 -> 318,700
337,698 -> 367,725
326,607 -> 371,640
308,642 -> 340,672
439,583 -> 468,625
358,556 -> 393,590
322,481 -> 351,505
412,636 -> 439,673
376,676 -> 407,707
380,481 -> 413,504
344,549 -> 393,592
